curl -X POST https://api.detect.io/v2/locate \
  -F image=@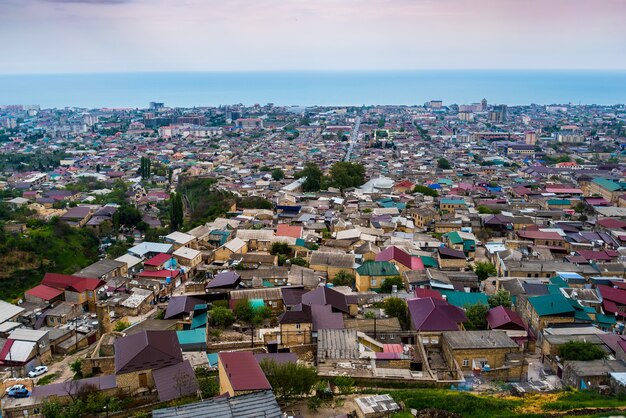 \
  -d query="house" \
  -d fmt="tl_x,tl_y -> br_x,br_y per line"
516,293 -> 577,336
375,246 -> 425,273
45,302 -> 82,327
74,259 -> 128,280
236,229 -> 274,251
302,286 -> 355,315
172,246 -> 202,271
0,301 -> 25,325
355,261 -> 400,292
152,390 -> 282,418
276,224 -> 303,239
114,330 -> 198,400
206,271 -> 241,290
412,207 -> 438,230
127,242 -> 173,259
441,331 -> 526,381
60,206 -> 93,227
0,329 -> 51,376
486,305 -> 533,349
143,253 -> 175,271
41,273 -> 106,312
213,237 -> 248,264
309,251 -> 355,280
164,231 -> 198,250
443,231 -> 476,257
516,230 -> 565,248
597,285 -> 626,320
278,304 -> 313,346
218,351 -> 271,396
439,198 -> 467,214
562,360 -> 626,390
407,297 -> 467,332
437,247 -> 467,270
164,295 -> 205,320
